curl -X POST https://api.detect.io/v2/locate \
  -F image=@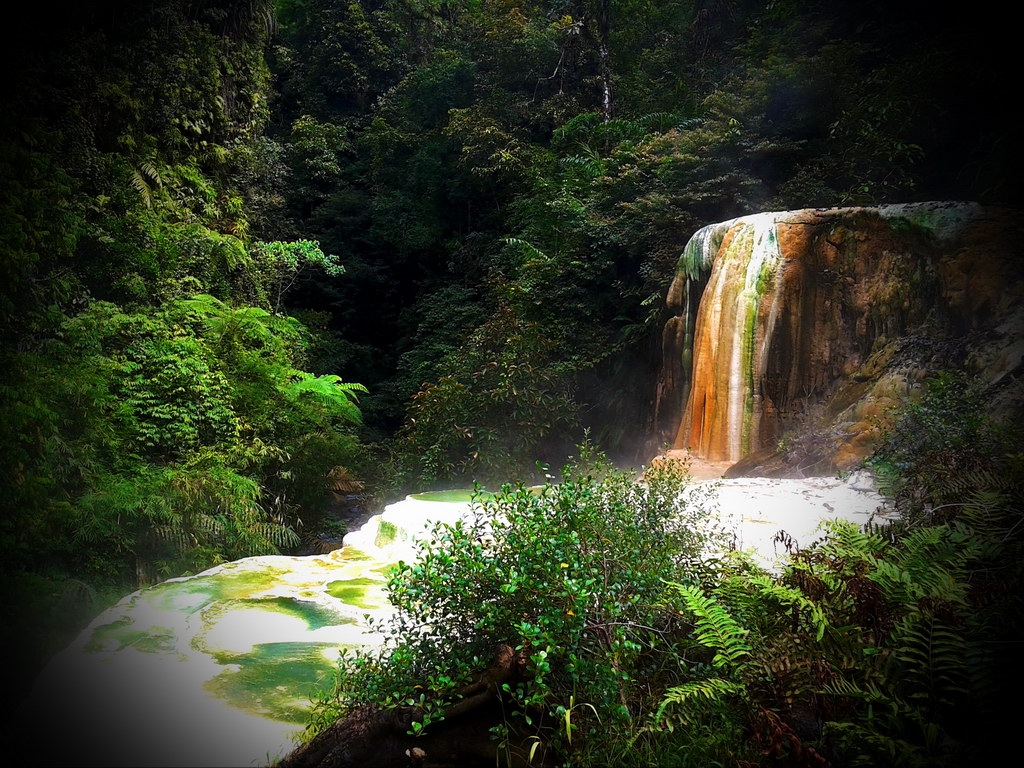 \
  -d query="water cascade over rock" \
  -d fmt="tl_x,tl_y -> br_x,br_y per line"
29,491 -> 480,768
656,202 -> 1023,474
